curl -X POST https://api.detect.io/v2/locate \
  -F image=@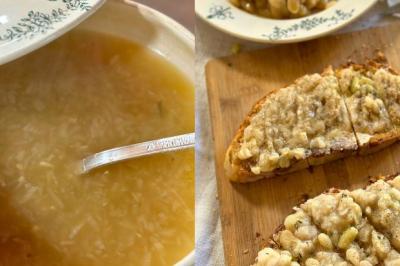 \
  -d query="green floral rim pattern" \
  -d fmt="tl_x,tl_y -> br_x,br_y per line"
263,9 -> 355,41
0,0 -> 92,41
207,5 -> 234,20
205,4 -> 356,41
